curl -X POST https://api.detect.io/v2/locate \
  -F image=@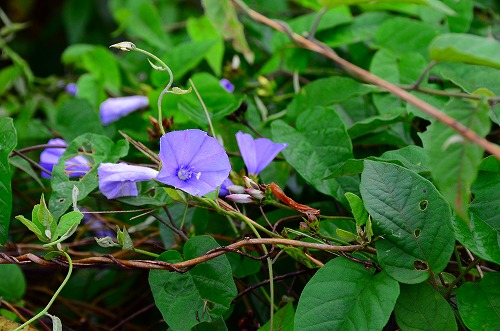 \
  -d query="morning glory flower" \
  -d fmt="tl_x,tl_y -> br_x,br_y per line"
99,95 -> 149,125
156,129 -> 231,197
98,163 -> 159,199
40,138 -> 90,178
236,131 -> 287,176
220,78 -> 235,93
